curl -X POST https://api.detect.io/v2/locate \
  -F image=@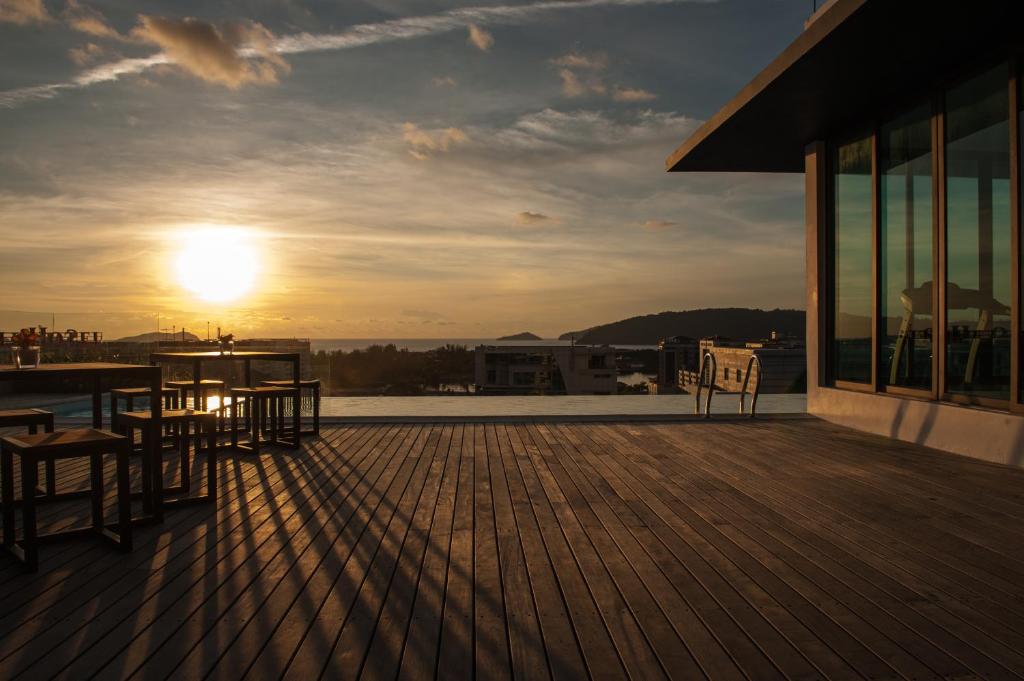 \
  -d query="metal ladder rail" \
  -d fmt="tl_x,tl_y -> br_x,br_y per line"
694,351 -> 717,418
739,354 -> 763,417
